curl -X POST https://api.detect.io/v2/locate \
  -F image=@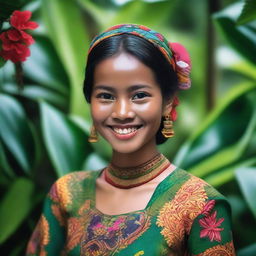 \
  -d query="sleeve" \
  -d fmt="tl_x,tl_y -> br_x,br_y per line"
187,198 -> 236,256
26,181 -> 66,256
